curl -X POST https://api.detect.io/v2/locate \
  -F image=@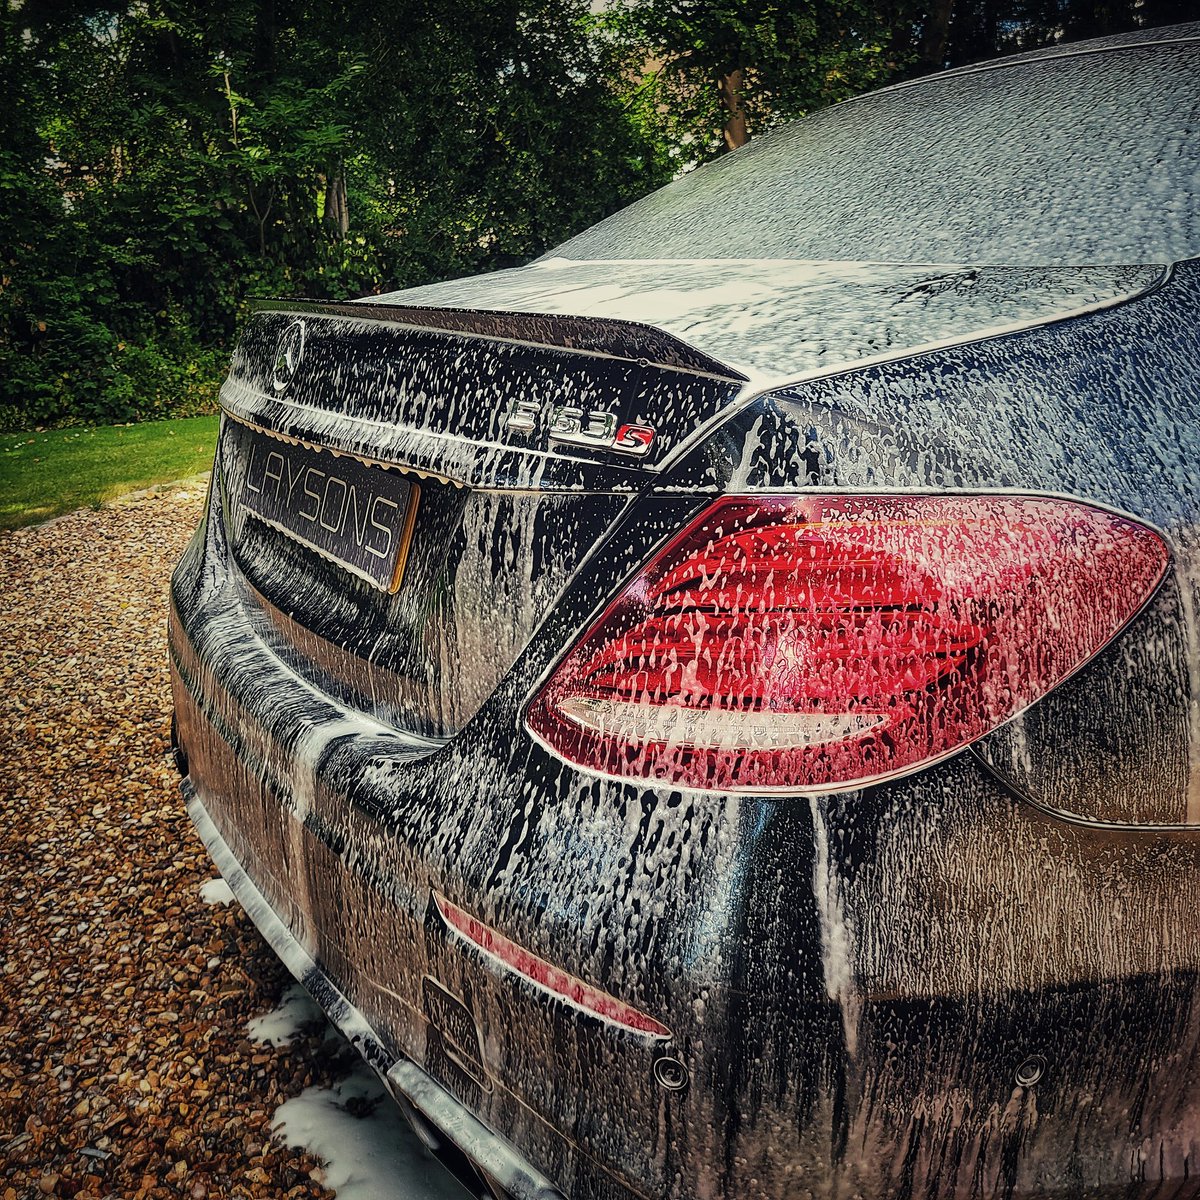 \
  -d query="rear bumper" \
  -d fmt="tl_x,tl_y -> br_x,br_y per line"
170,498 -> 1200,1200
183,779 -> 565,1200
168,519 -> 657,1200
